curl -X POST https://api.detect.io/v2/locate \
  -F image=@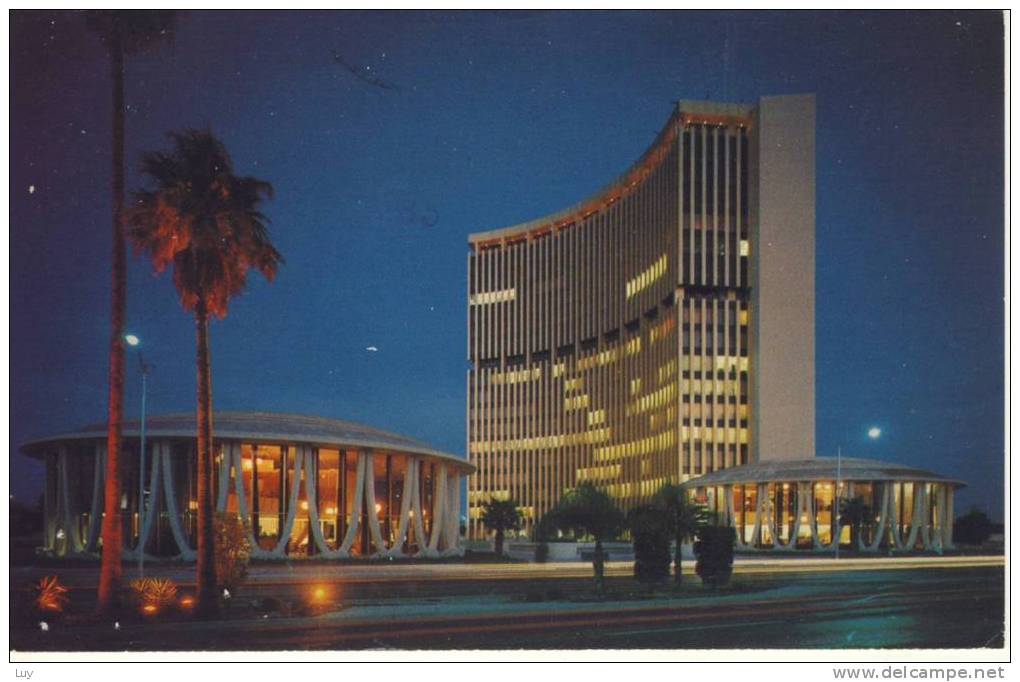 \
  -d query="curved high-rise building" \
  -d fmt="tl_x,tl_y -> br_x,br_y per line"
467,95 -> 816,538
